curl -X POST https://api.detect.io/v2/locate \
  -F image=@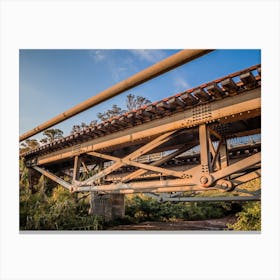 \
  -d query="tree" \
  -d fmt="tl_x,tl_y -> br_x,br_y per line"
97,104 -> 126,121
70,120 -> 98,135
126,94 -> 151,111
70,125 -> 81,134
69,94 -> 151,131
40,129 -> 64,144
20,139 -> 40,153
80,122 -> 87,129
96,94 -> 151,122
89,120 -> 97,127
